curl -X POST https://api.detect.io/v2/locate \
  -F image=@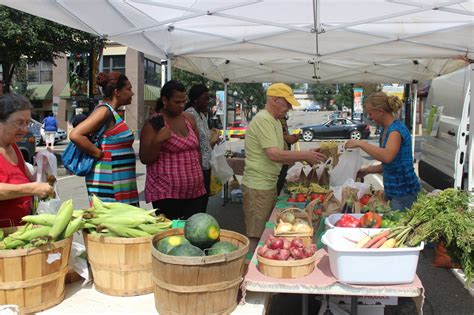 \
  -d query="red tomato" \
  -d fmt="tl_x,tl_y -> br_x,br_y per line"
295,193 -> 307,202
310,193 -> 326,202
287,197 -> 297,202
359,194 -> 372,206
